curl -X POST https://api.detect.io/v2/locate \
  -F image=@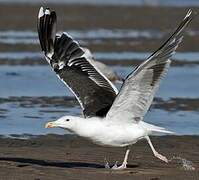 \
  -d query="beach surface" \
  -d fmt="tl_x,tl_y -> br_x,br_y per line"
0,135 -> 198,180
